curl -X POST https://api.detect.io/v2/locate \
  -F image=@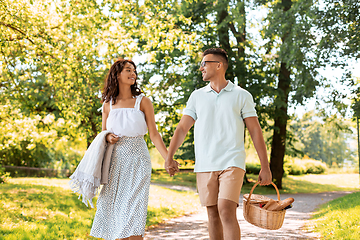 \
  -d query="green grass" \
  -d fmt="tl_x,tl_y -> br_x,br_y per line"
287,173 -> 359,189
1,178 -> 200,240
0,182 -> 97,240
151,169 -> 197,188
241,174 -> 356,195
151,170 -> 359,195
309,192 -> 360,239
2,172 -> 359,239
147,185 -> 200,226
